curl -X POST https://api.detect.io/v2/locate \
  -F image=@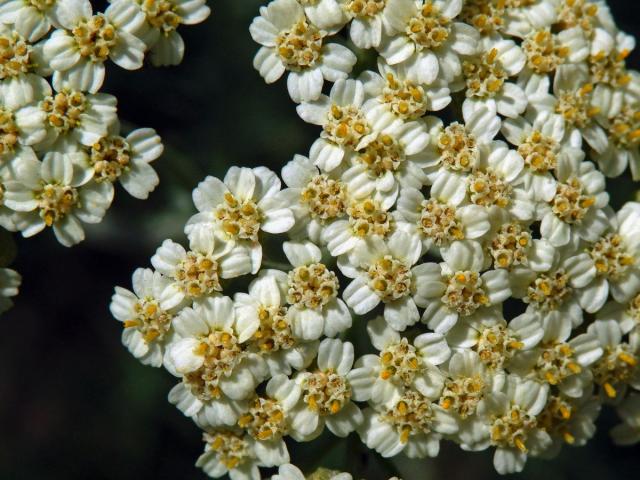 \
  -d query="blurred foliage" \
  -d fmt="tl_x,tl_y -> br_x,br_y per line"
1,1 -> 639,479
